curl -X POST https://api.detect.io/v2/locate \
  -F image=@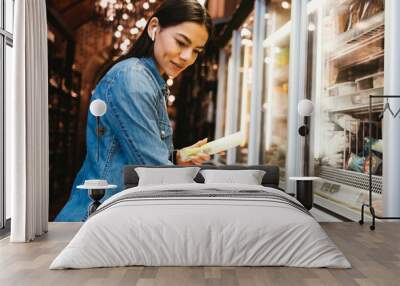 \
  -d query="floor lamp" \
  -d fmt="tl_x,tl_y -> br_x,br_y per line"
77,99 -> 117,216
